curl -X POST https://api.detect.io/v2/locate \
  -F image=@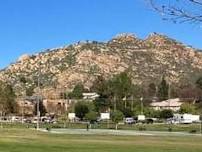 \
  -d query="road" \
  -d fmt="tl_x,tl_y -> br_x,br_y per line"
40,128 -> 202,137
